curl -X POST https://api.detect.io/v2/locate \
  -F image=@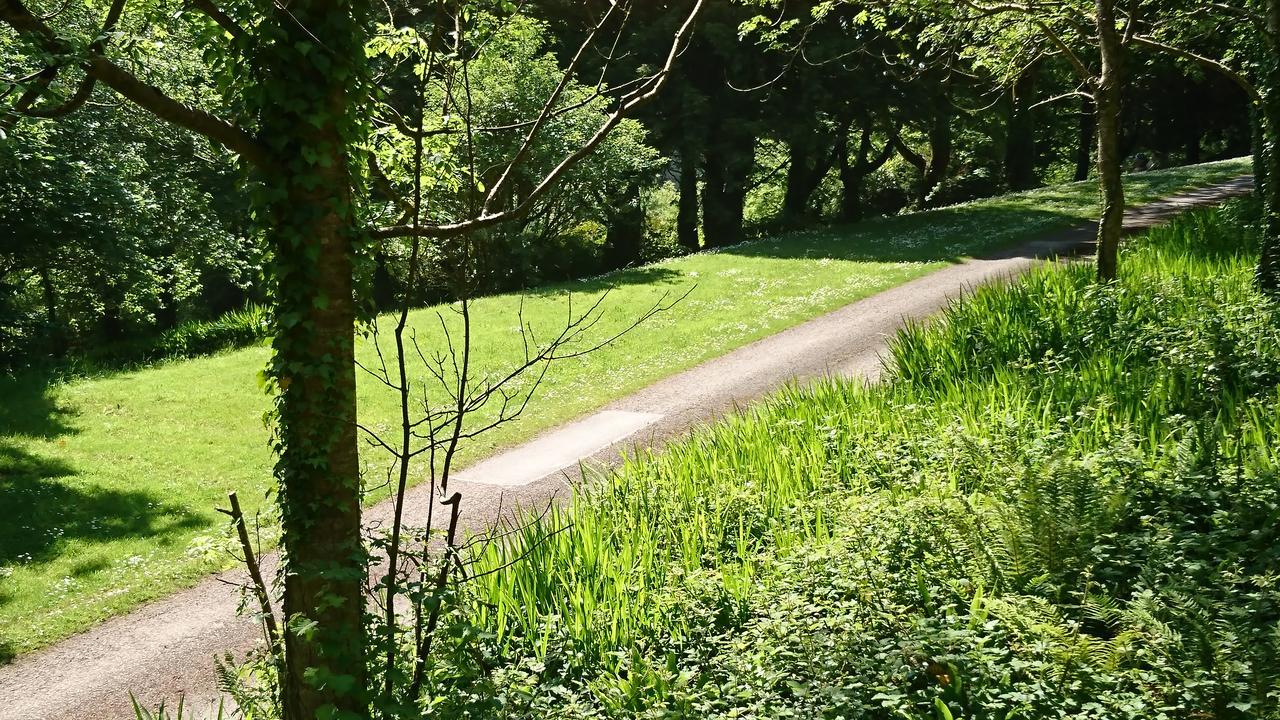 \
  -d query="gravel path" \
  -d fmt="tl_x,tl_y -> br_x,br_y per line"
0,176 -> 1253,720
